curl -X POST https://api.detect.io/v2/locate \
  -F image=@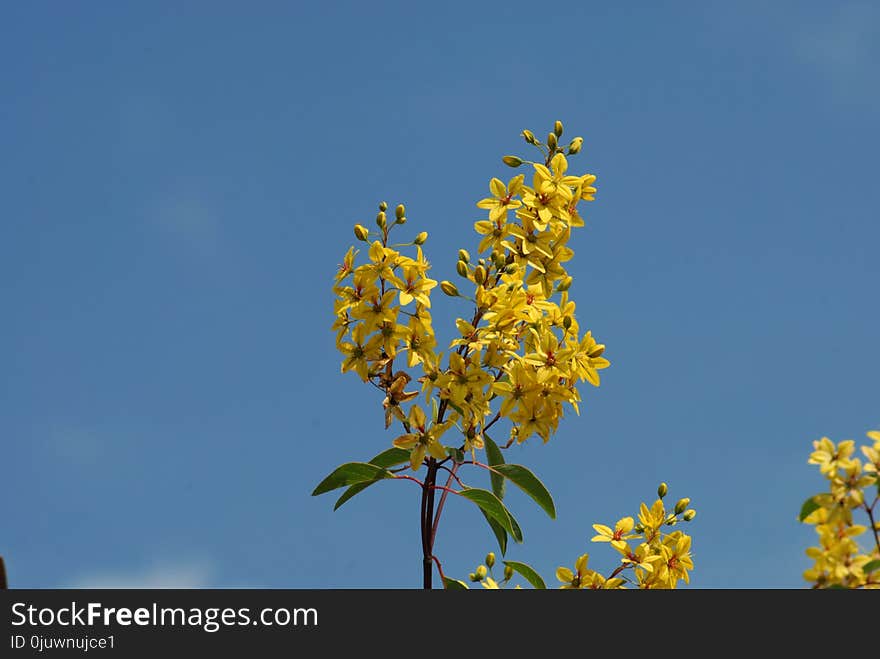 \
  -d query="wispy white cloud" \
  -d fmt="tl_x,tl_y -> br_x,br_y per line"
68,561 -> 213,589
